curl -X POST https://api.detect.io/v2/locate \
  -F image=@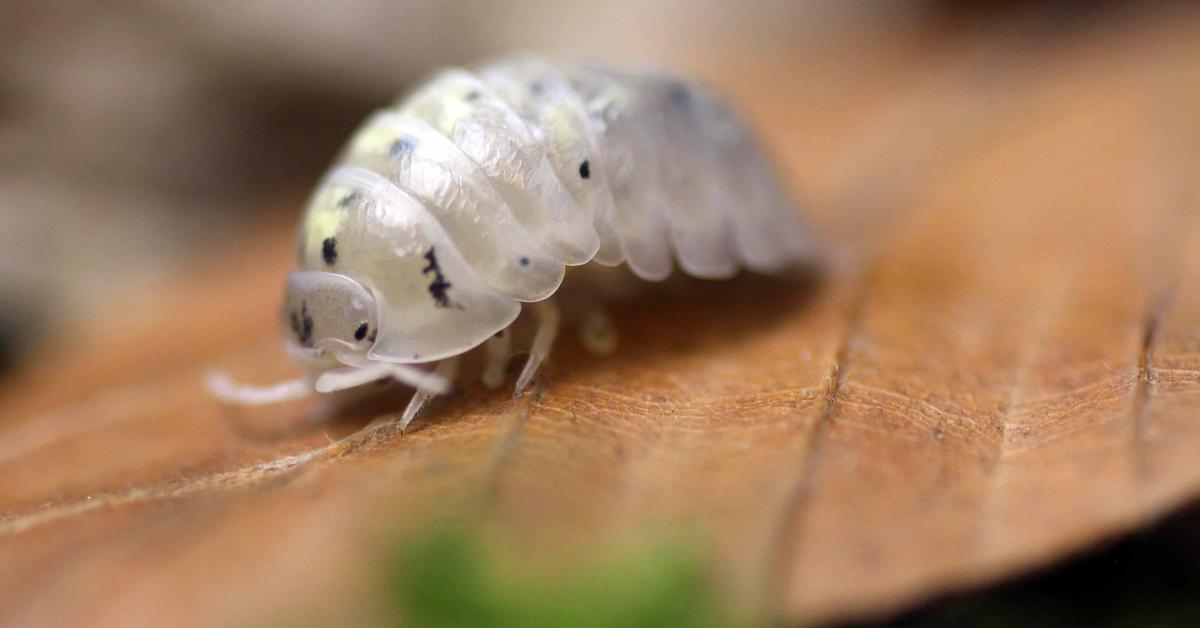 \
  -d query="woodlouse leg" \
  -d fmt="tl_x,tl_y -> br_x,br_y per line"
515,298 -> 560,395
577,308 -> 618,356
482,329 -> 513,390
398,357 -> 460,430
206,371 -> 315,406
